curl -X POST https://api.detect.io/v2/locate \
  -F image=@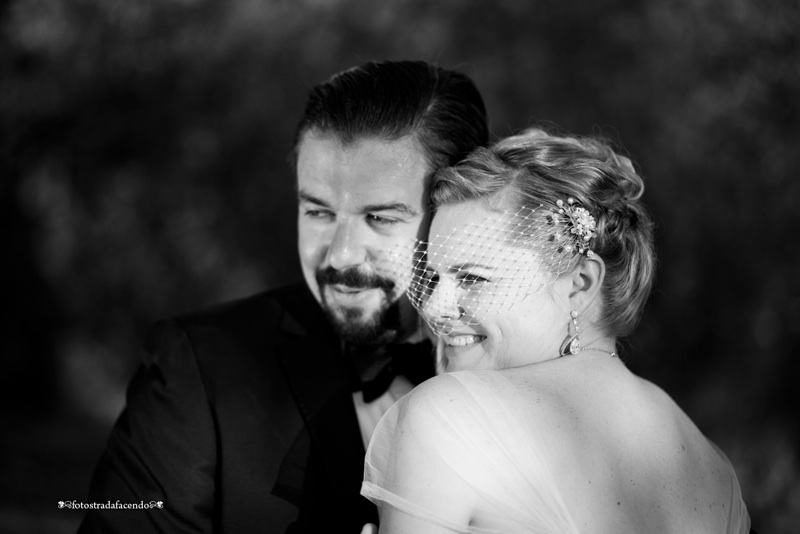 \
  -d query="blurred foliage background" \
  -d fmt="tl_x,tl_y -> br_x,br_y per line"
1,0 -> 798,532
